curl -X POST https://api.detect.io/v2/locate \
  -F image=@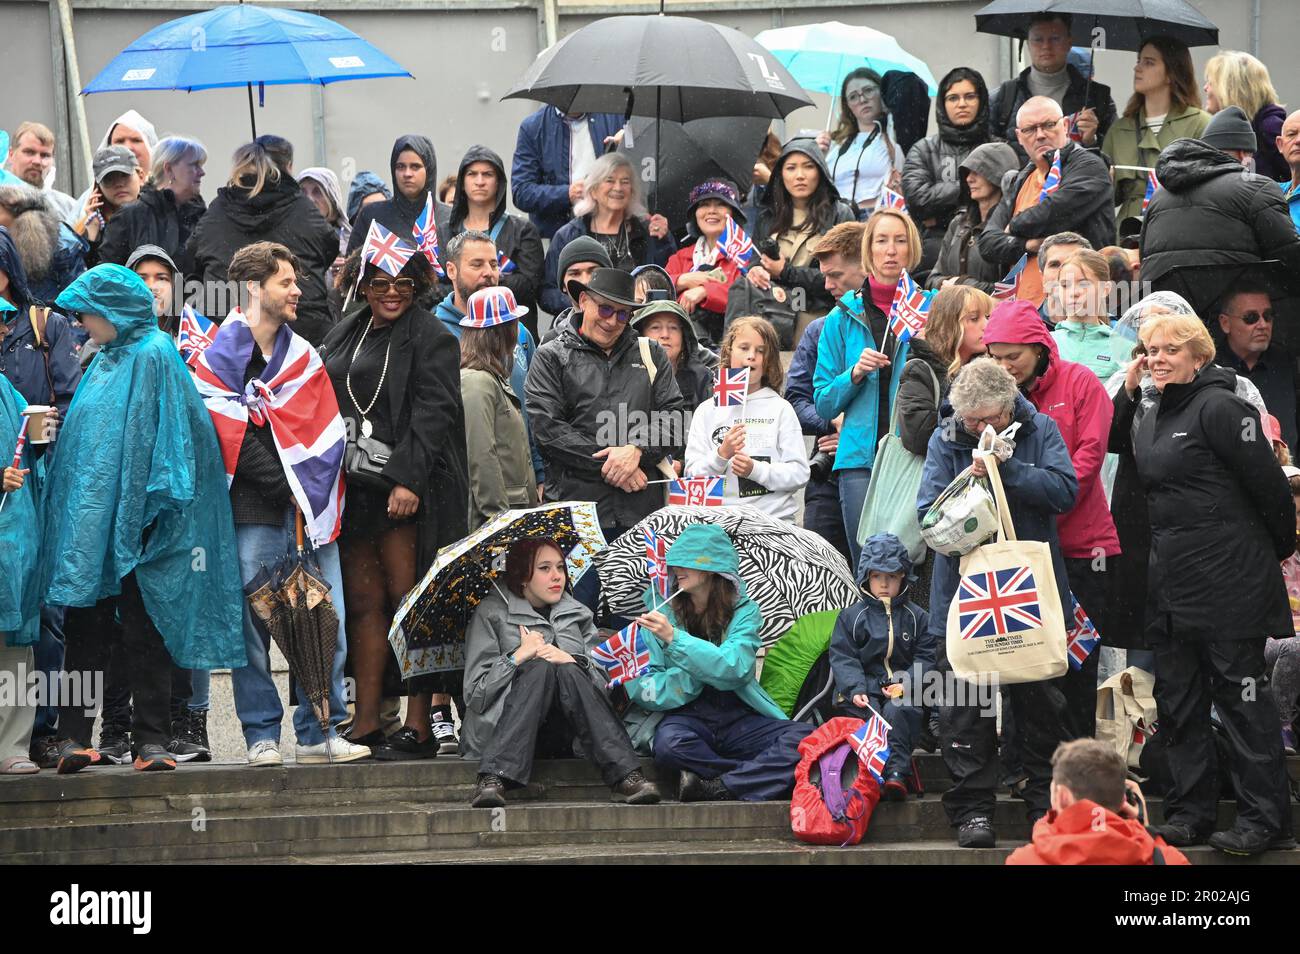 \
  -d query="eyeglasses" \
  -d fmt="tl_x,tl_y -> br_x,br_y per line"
1235,309 -> 1275,325
1017,118 -> 1062,137
961,413 -> 1006,431
596,302 -> 632,323
846,86 -> 880,104
944,92 -> 980,105
367,277 -> 415,296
